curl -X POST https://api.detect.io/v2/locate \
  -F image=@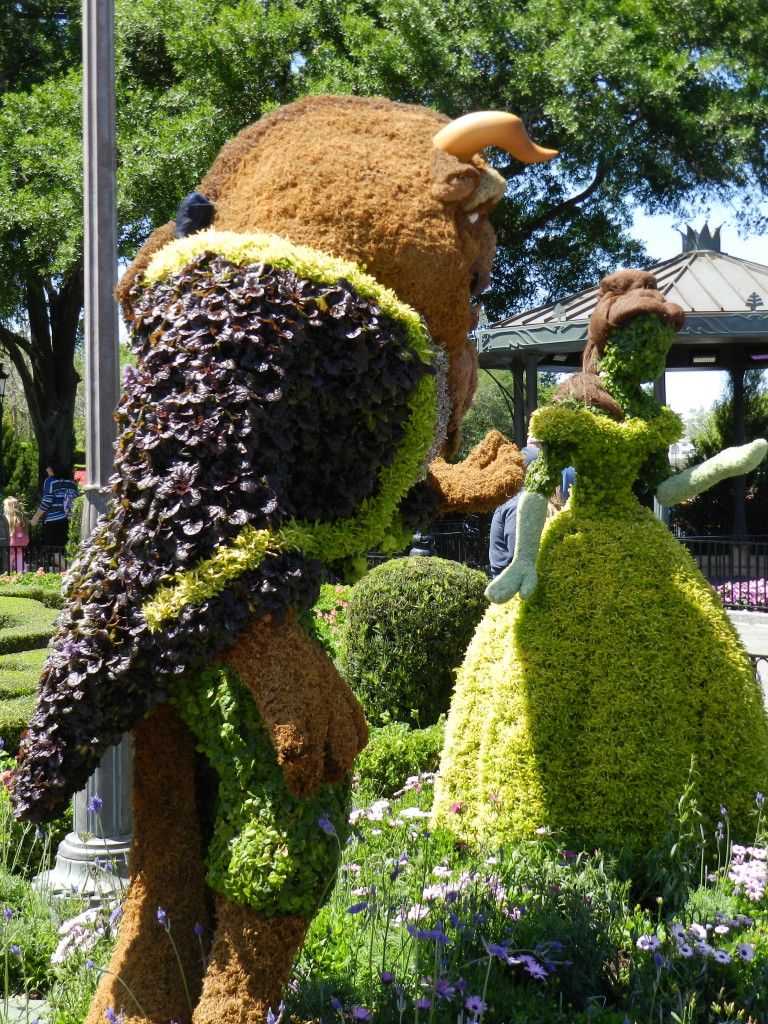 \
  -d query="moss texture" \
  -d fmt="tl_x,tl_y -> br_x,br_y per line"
341,556 -> 488,728
434,405 -> 768,851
